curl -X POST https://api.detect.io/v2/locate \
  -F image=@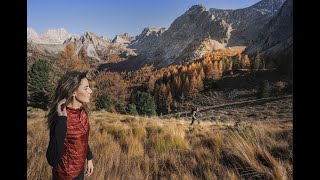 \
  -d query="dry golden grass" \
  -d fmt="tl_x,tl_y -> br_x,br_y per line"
27,109 -> 292,180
